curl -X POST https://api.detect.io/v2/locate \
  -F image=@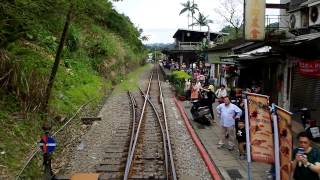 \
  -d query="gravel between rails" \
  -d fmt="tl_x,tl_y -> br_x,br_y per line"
62,65 -> 211,179
159,79 -> 211,180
